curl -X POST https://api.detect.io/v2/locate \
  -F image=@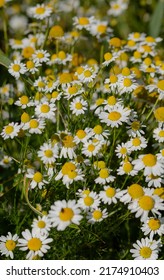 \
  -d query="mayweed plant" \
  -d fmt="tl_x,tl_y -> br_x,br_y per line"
0,0 -> 164,260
